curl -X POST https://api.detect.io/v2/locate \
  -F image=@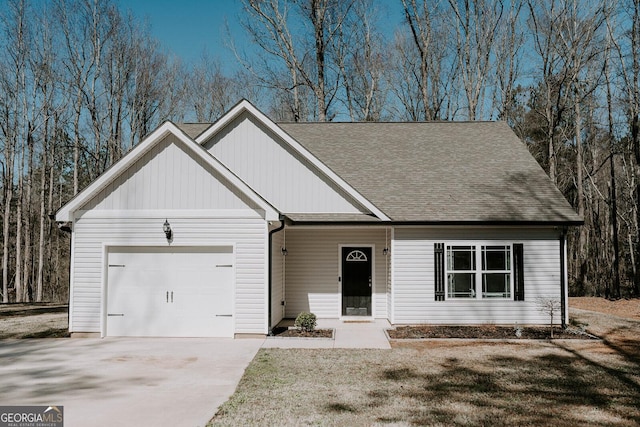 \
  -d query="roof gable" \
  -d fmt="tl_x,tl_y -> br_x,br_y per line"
279,121 -> 581,223
195,100 -> 390,220
56,122 -> 279,221
80,134 -> 258,212
200,110 -> 371,215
